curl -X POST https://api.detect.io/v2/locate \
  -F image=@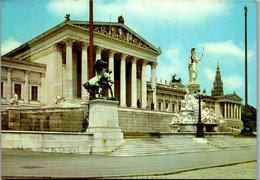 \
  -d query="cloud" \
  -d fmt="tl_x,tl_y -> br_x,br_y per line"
201,40 -> 253,60
47,0 -> 88,17
47,0 -> 228,25
1,37 -> 22,55
157,47 -> 187,83
223,74 -> 243,90
203,67 -> 215,81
